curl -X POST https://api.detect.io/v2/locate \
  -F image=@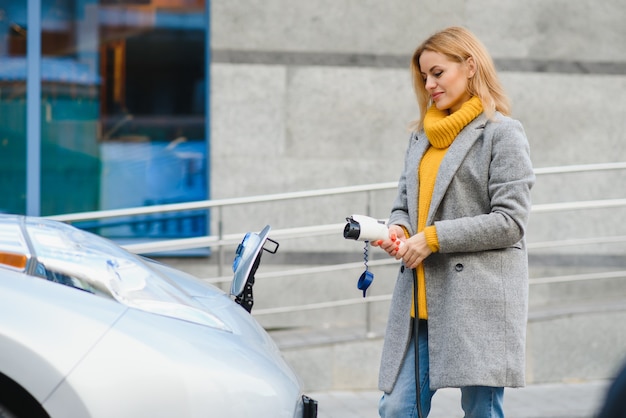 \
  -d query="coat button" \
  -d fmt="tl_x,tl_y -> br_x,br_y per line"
455,263 -> 463,272
400,266 -> 405,273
